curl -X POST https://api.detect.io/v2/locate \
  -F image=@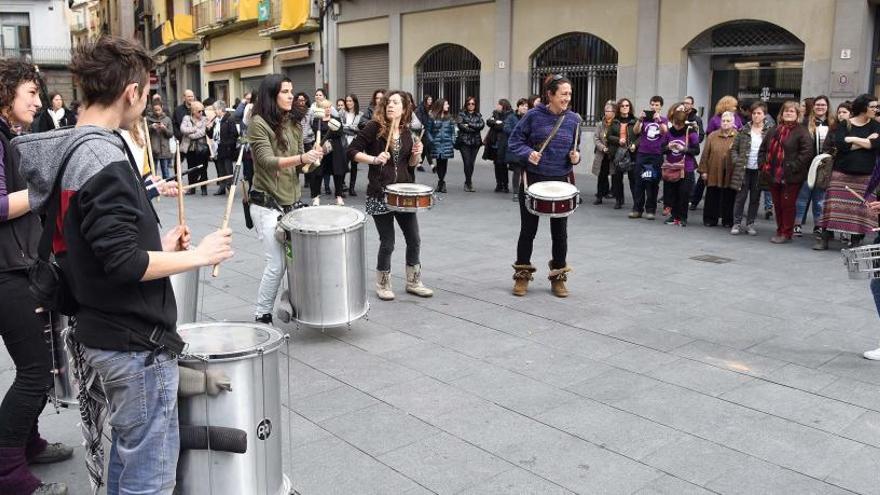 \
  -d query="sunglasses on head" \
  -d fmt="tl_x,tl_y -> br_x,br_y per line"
551,74 -> 564,81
